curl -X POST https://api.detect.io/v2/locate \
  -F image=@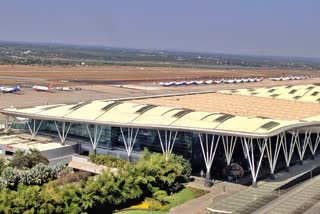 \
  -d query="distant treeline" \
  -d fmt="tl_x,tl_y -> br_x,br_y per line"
0,41 -> 319,69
